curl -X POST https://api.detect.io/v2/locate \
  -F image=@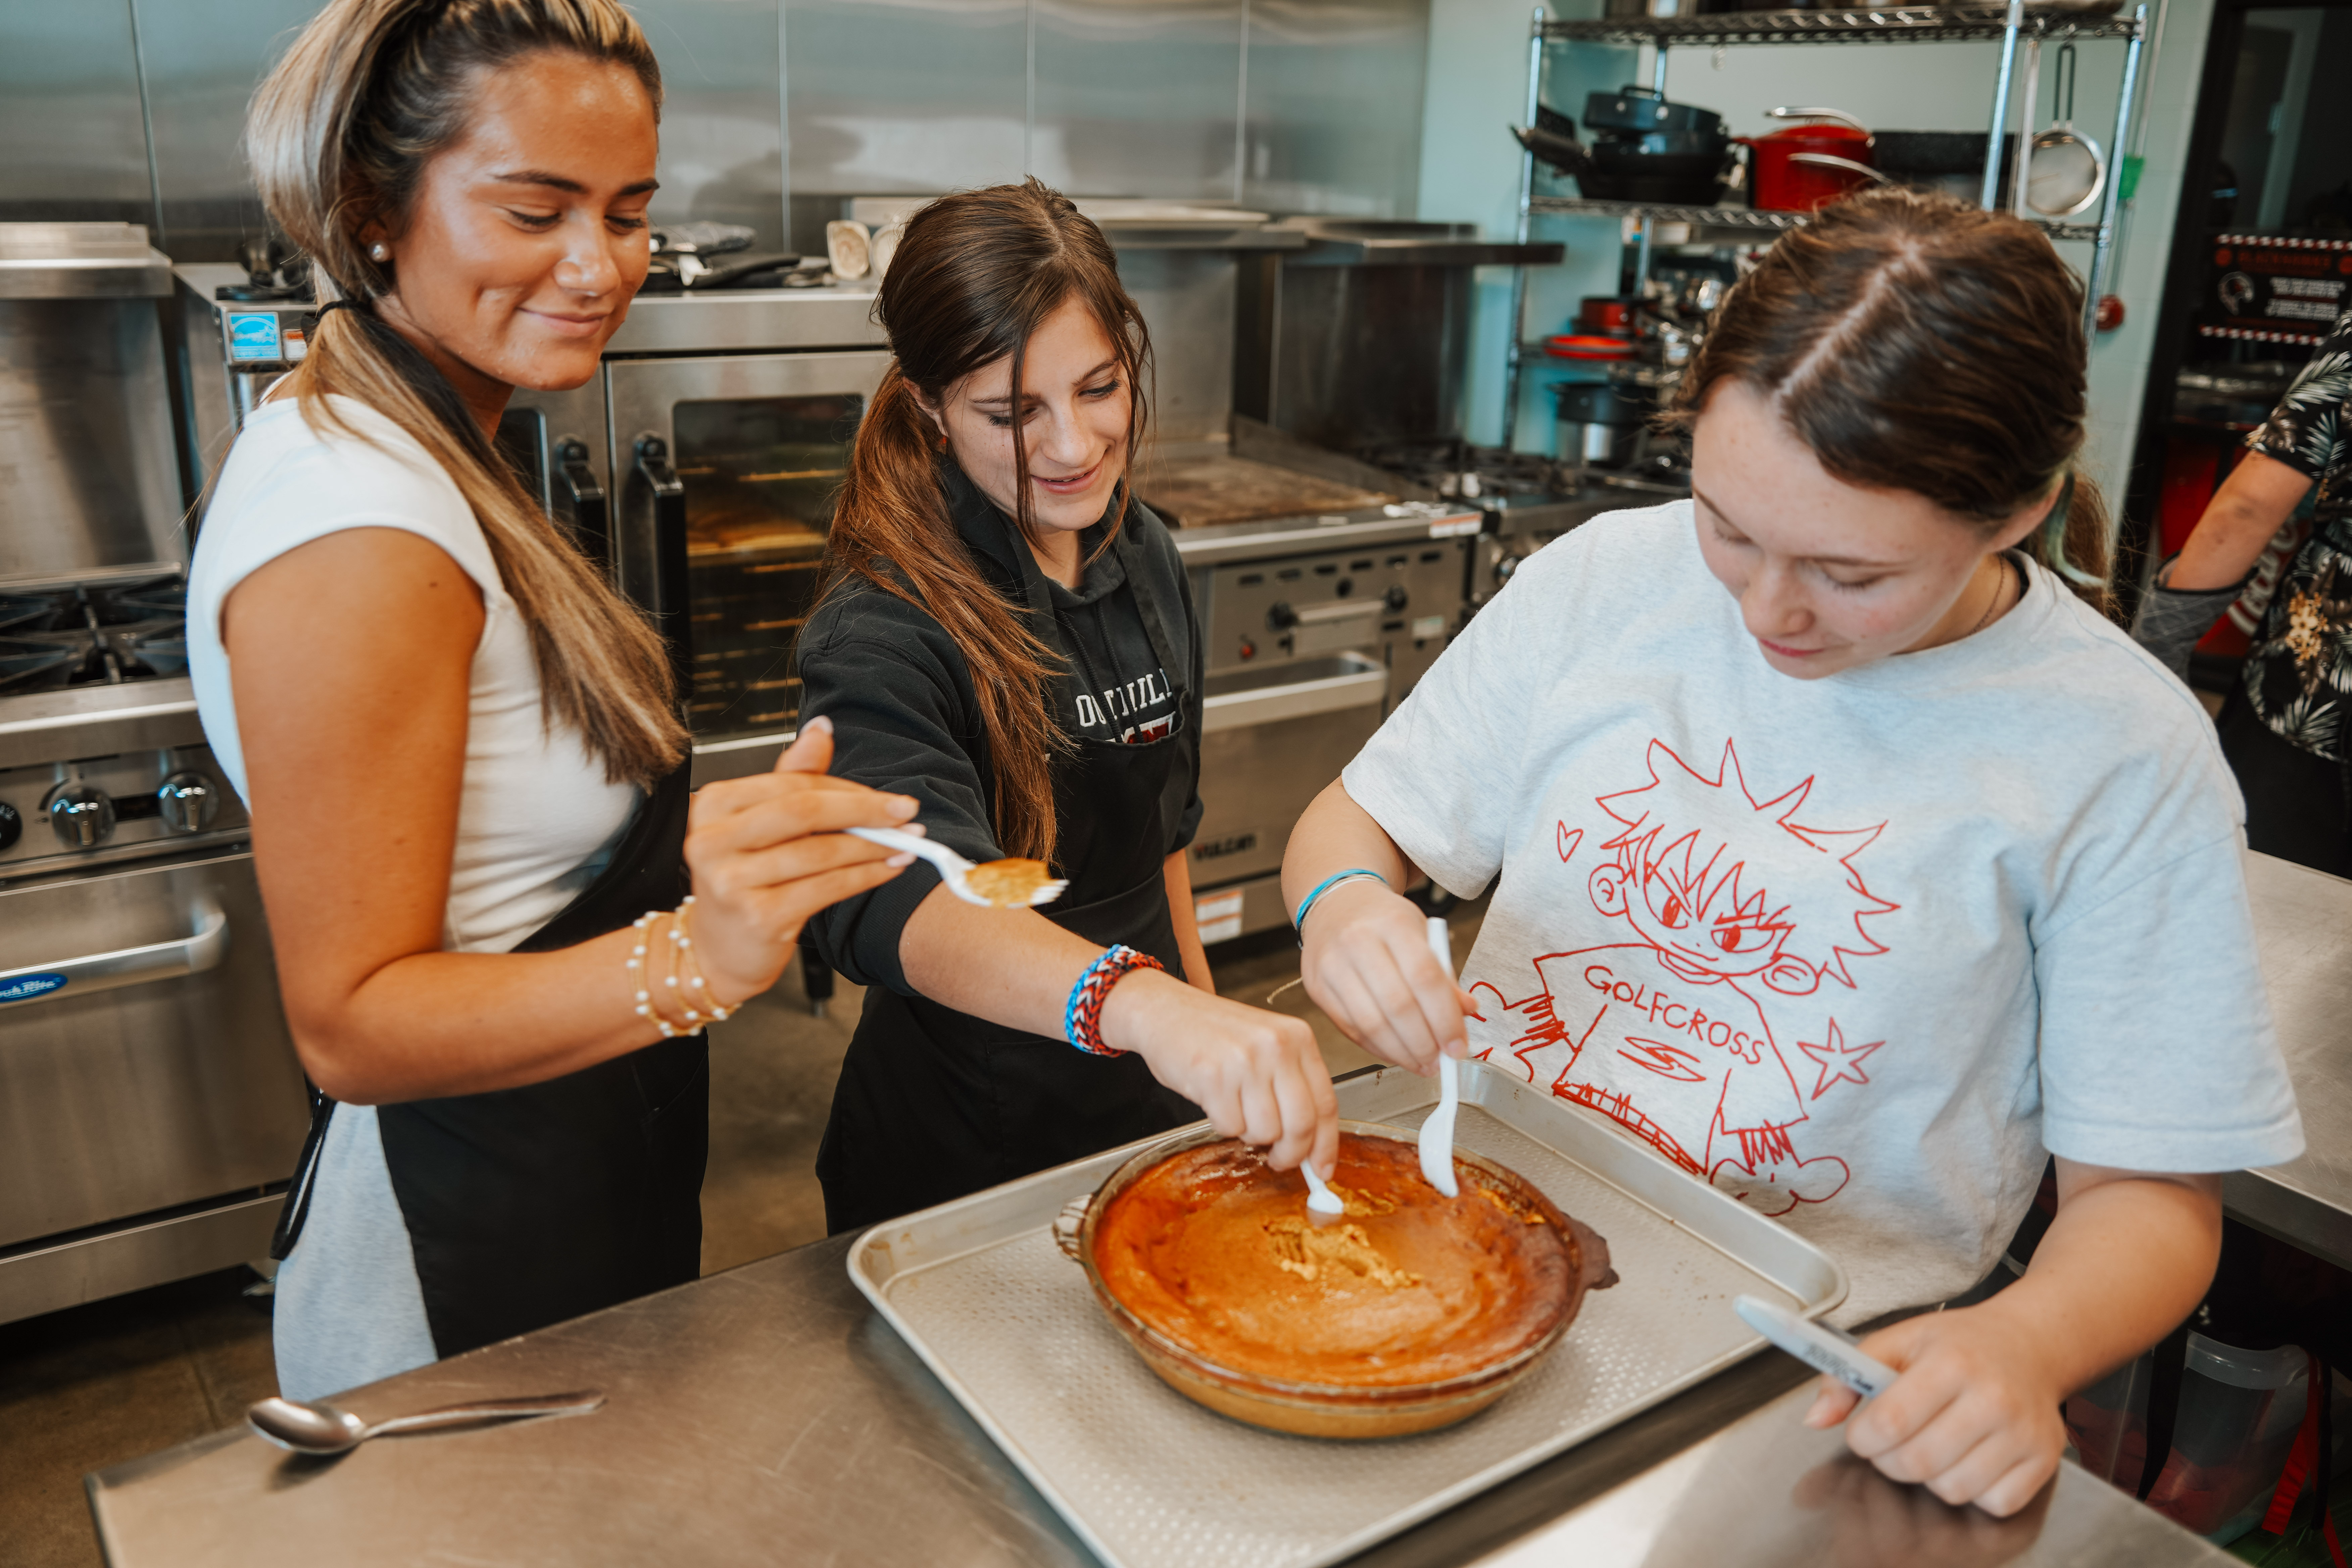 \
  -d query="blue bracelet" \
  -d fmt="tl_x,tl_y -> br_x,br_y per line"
1292,869 -> 1389,942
